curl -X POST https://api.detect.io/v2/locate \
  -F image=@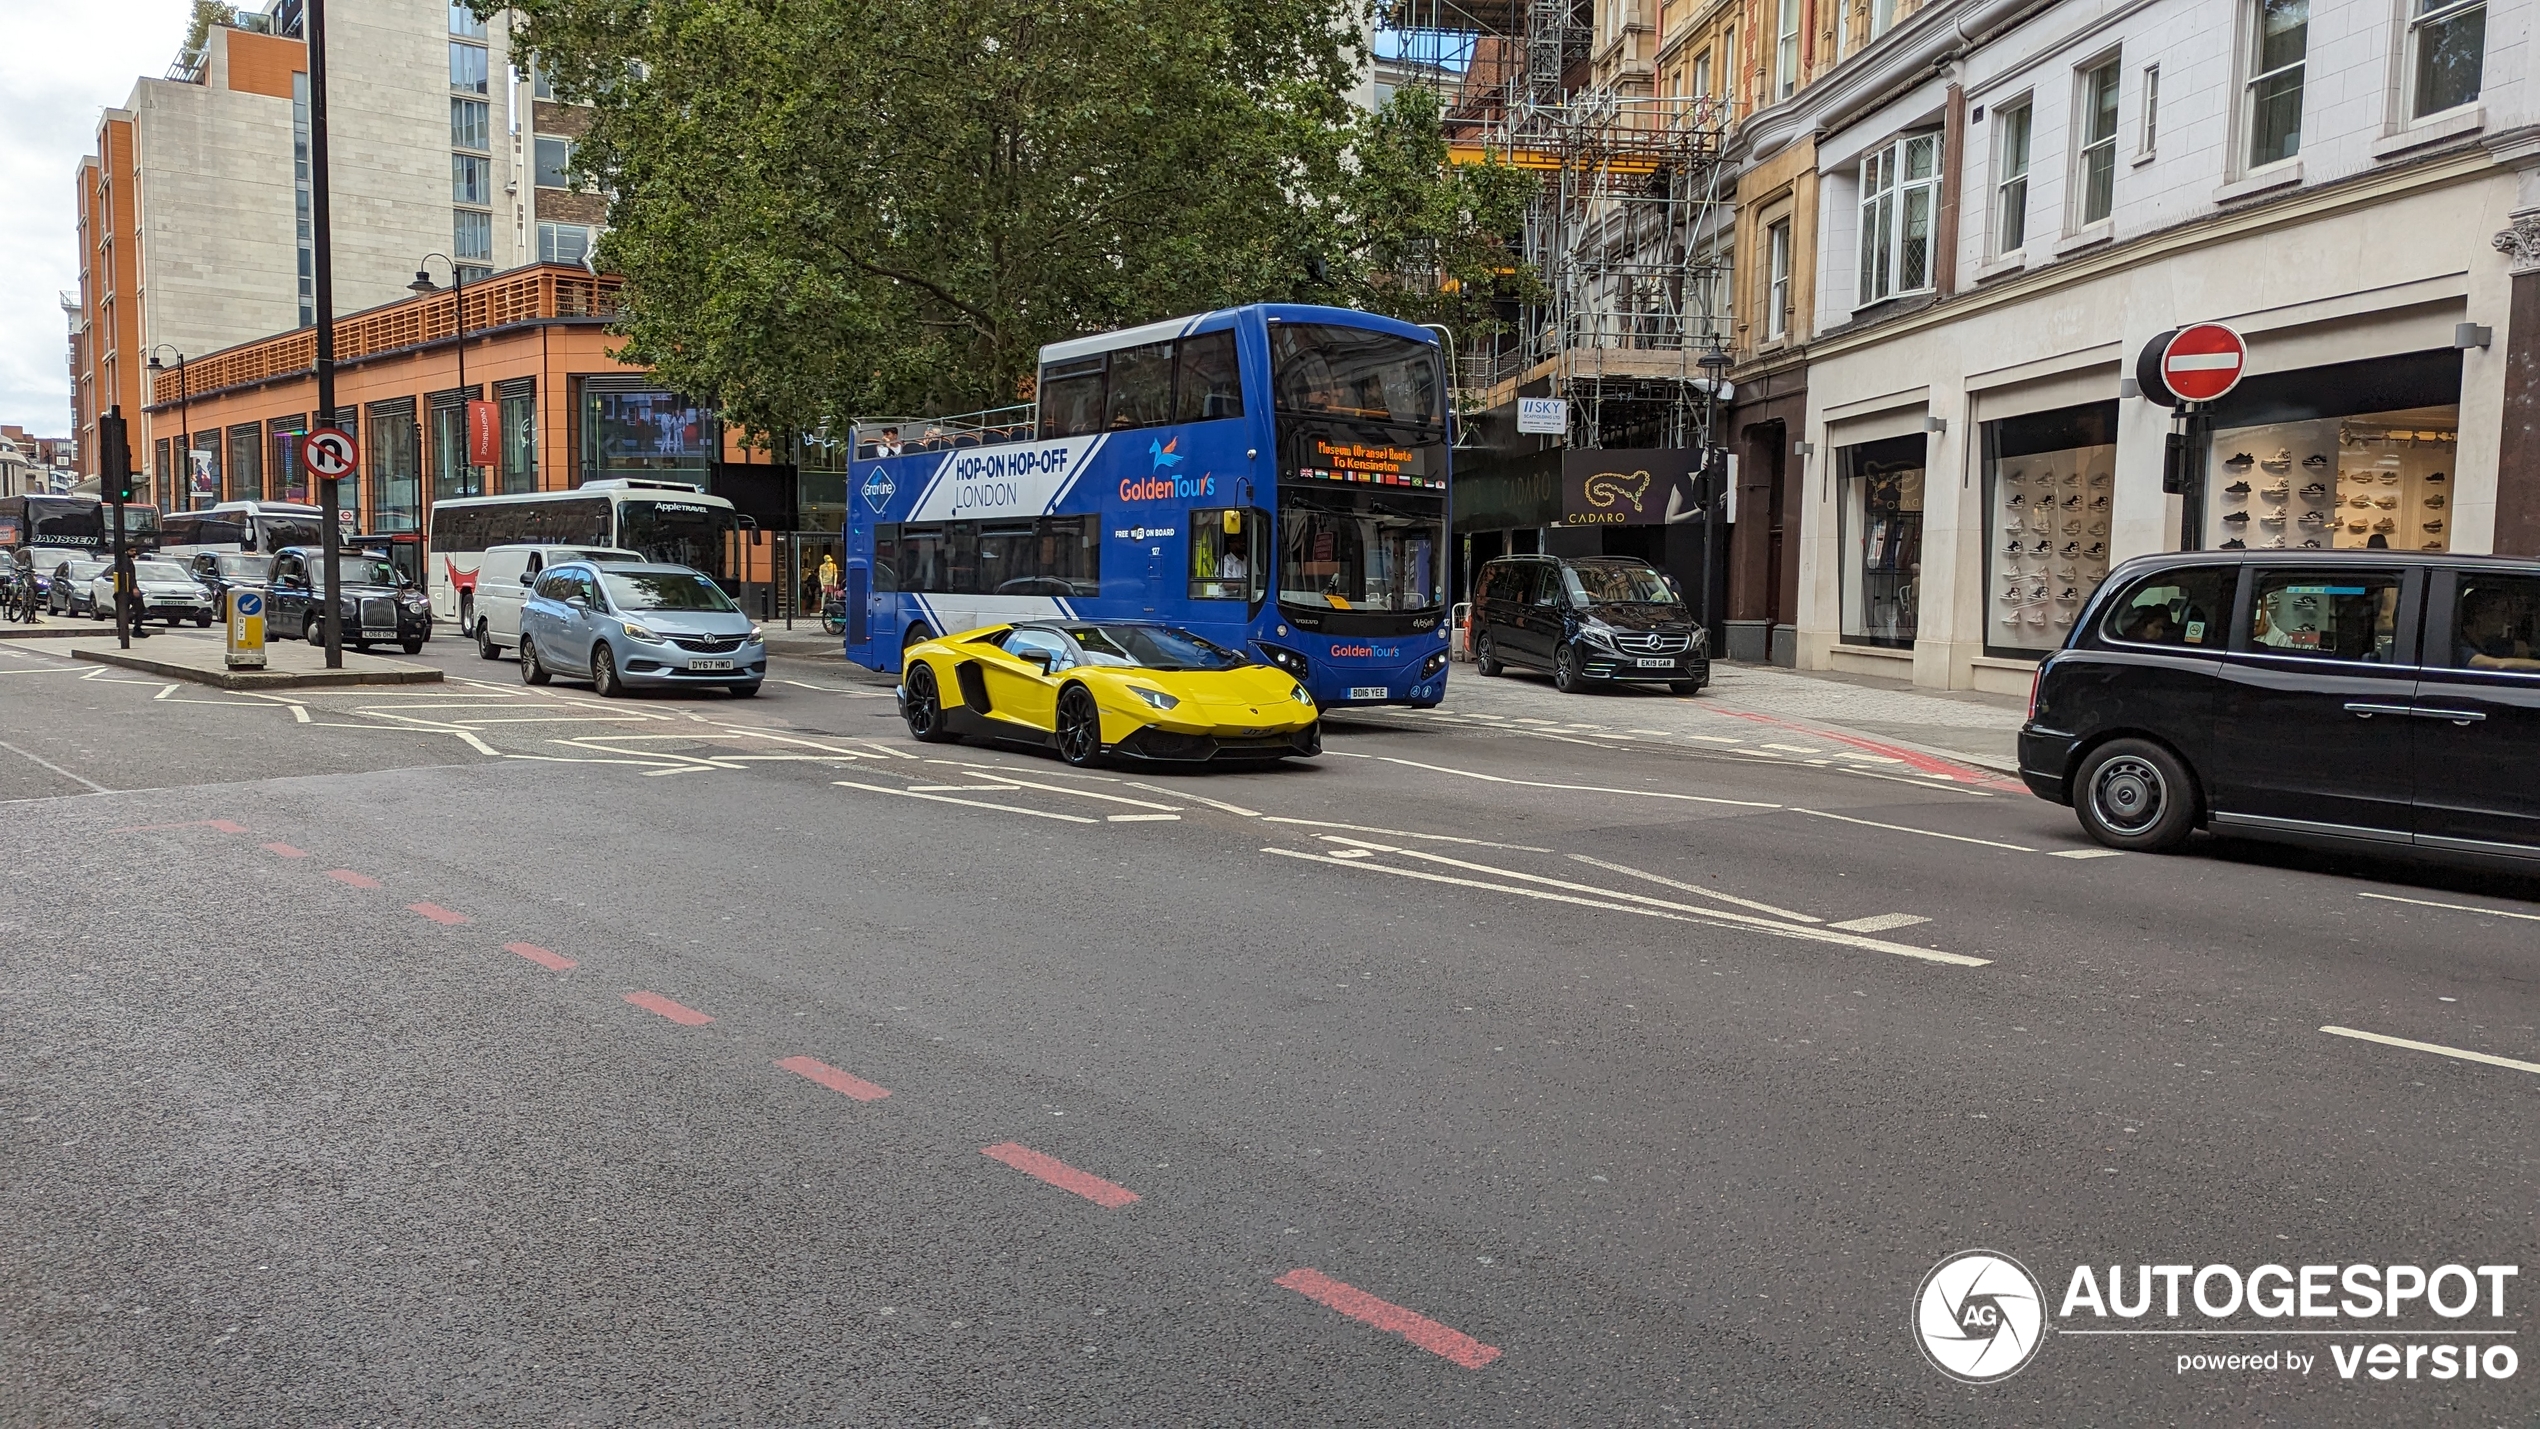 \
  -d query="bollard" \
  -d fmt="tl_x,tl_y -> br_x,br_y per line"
226,588 -> 268,670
